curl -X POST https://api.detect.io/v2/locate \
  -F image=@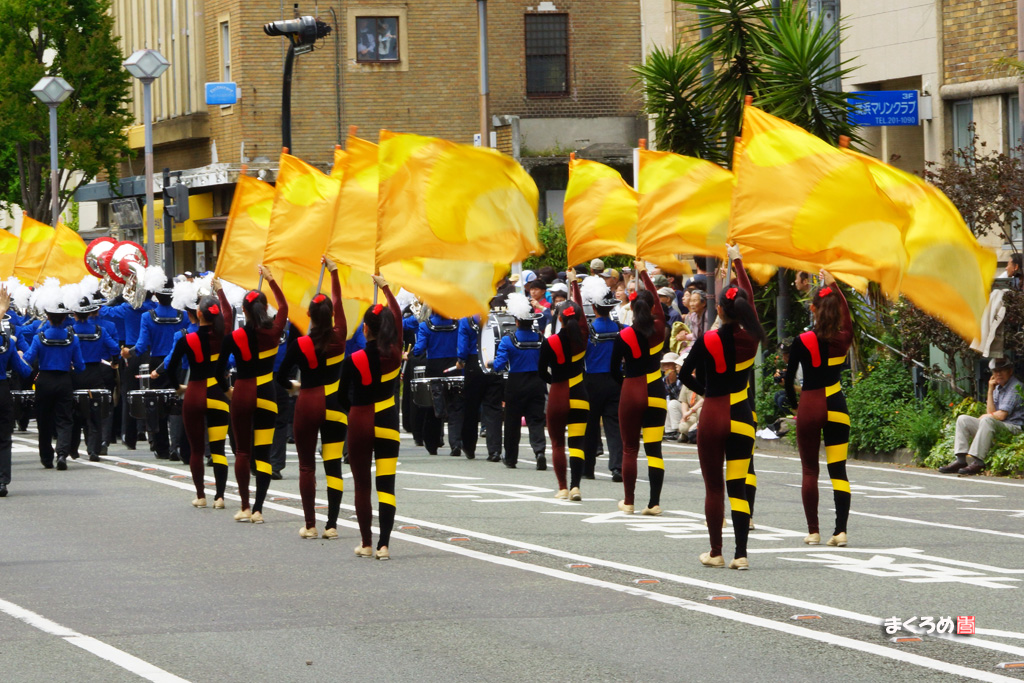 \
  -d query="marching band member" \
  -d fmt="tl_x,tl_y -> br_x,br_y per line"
581,276 -> 624,482
268,322 -> 295,480
413,307 -> 463,457
611,263 -> 667,516
492,293 -> 547,470
785,270 -> 852,548
538,277 -> 589,500
8,281 -> 37,432
23,282 -> 85,471
102,280 -> 157,451
275,257 -> 347,539
217,267 -> 288,523
157,294 -> 231,508
69,292 -> 120,461
456,314 -> 503,461
339,275 -> 402,559
164,278 -> 202,465
678,246 -> 764,570
0,287 -> 35,496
